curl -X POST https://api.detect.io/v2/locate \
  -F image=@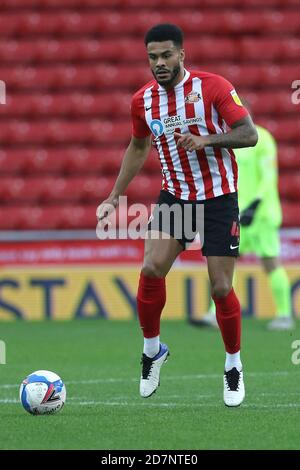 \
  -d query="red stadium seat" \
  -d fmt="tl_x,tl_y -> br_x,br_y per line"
0,150 -> 28,174
244,91 -> 297,115
257,119 -> 300,143
1,37 -> 298,64
1,11 -> 299,37
0,177 -> 45,203
65,148 -> 123,175
40,176 -> 115,203
3,63 -> 298,92
19,13 -> 65,35
21,206 -> 65,230
279,174 -> 300,201
240,38 -> 300,61
126,175 -> 162,204
0,0 -> 299,230
24,149 -> 67,174
143,149 -> 161,174
0,0 -> 298,9
59,204 -> 97,229
0,204 -> 97,230
40,177 -> 82,203
0,205 -> 63,230
278,147 -> 300,170
0,120 -> 131,145
282,202 -> 300,228
279,175 -> 293,200
1,0 -> 299,12
0,206 -> 22,230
